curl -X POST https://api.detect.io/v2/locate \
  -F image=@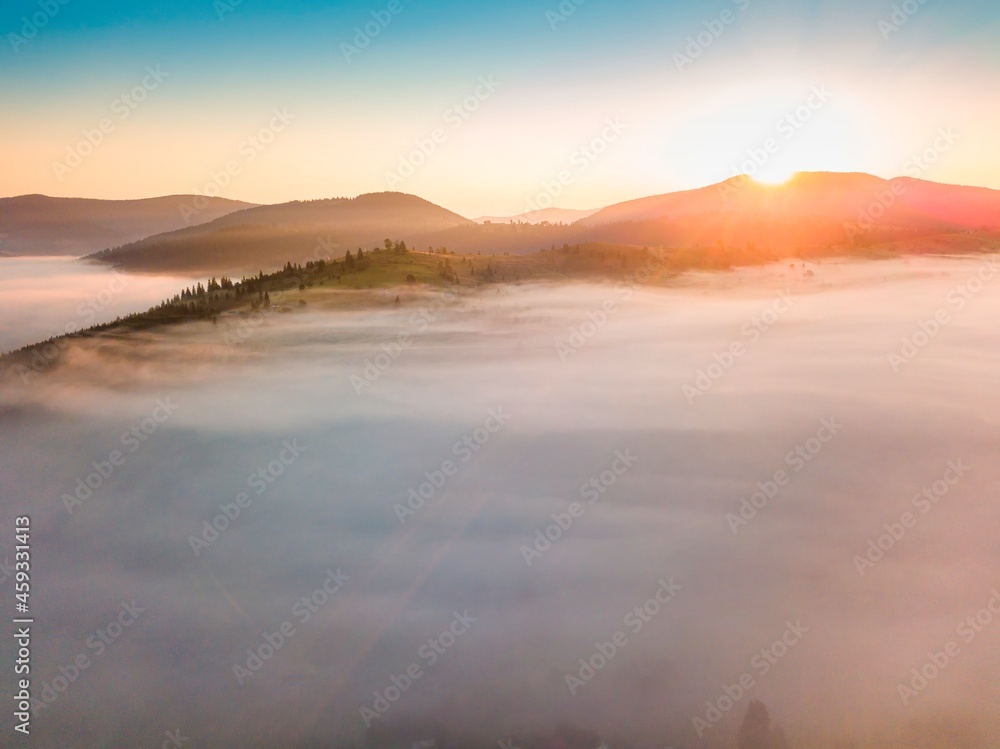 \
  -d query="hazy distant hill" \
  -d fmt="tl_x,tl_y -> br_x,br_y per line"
577,172 -> 1000,251
474,207 -> 600,225
83,174 -> 1000,274
0,194 -> 256,257
579,172 -> 896,226
886,177 -> 1000,229
89,192 -> 474,274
